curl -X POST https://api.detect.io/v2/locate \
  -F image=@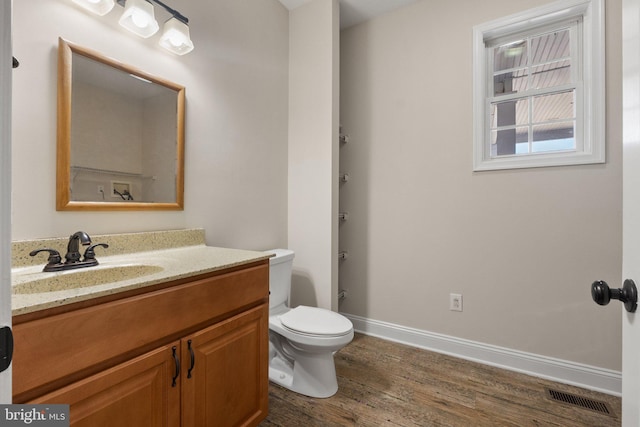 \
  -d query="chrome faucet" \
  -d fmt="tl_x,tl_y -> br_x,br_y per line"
30,231 -> 109,272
